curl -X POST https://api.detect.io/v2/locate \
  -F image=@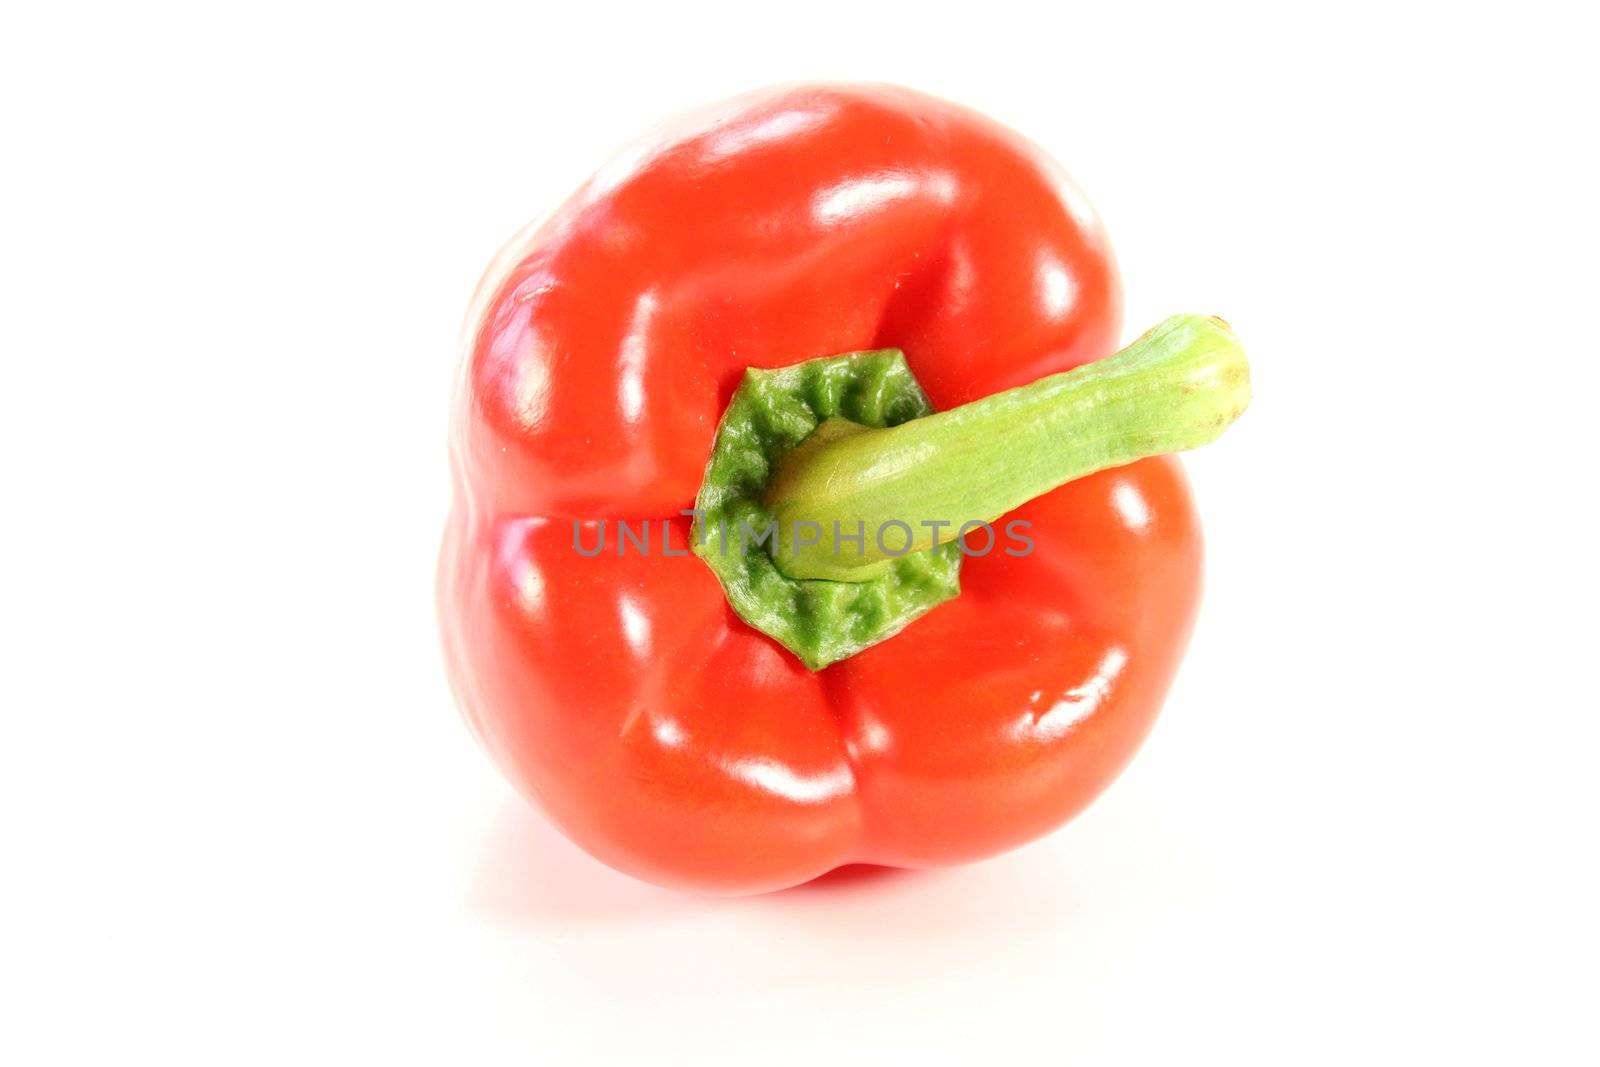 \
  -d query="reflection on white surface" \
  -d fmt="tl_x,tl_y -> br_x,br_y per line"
498,518 -> 548,616
616,291 -> 658,423
1038,254 -> 1077,318
651,717 -> 685,749
514,559 -> 545,613
508,326 -> 553,429
702,107 -> 831,161
813,173 -> 918,224
1051,168 -> 1102,232
943,238 -> 979,315
1111,480 -> 1152,533
583,136 -> 660,203
812,170 -> 958,225
485,268 -> 562,431
727,757 -> 854,804
851,715 -> 894,758
617,594 -> 652,658
1015,646 -> 1128,742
